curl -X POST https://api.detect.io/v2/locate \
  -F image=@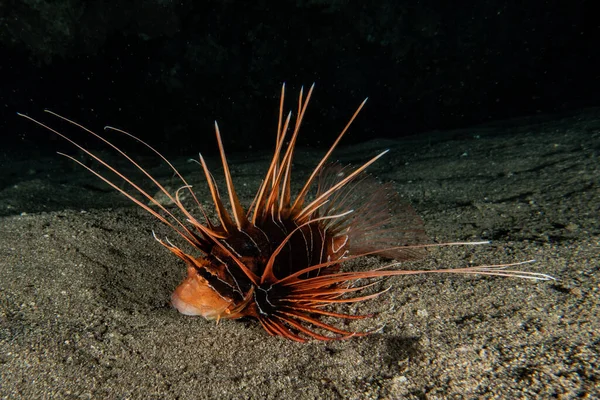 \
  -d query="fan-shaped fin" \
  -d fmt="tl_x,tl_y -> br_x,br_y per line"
314,163 -> 430,260
290,97 -> 368,215
294,149 -> 389,222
